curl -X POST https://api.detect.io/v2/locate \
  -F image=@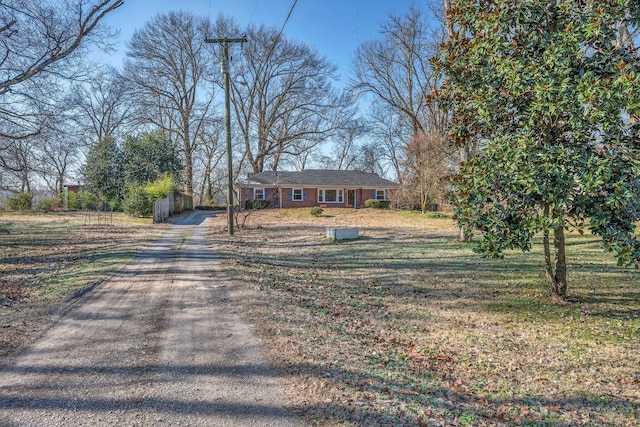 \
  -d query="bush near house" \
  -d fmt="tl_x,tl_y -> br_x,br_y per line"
244,199 -> 271,210
364,199 -> 390,209
310,206 -> 323,217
